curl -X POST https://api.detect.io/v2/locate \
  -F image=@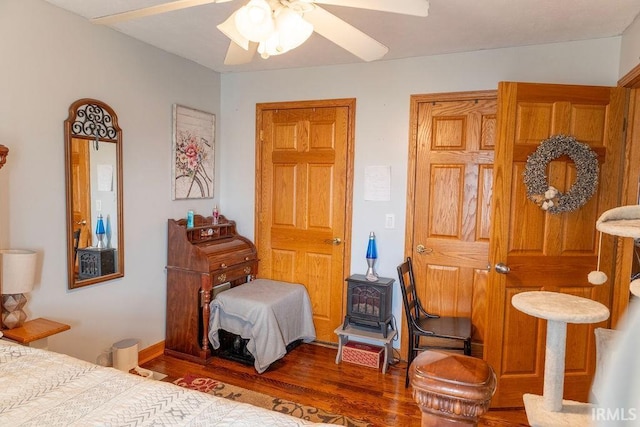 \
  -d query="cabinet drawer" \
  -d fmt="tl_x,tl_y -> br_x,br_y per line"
202,238 -> 257,271
211,261 -> 257,285
208,251 -> 256,270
